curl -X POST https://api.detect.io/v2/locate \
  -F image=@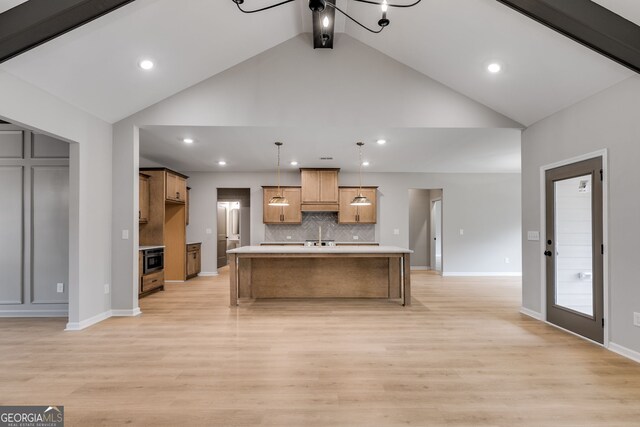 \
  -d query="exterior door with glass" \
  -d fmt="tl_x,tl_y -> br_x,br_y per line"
545,157 -> 604,343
